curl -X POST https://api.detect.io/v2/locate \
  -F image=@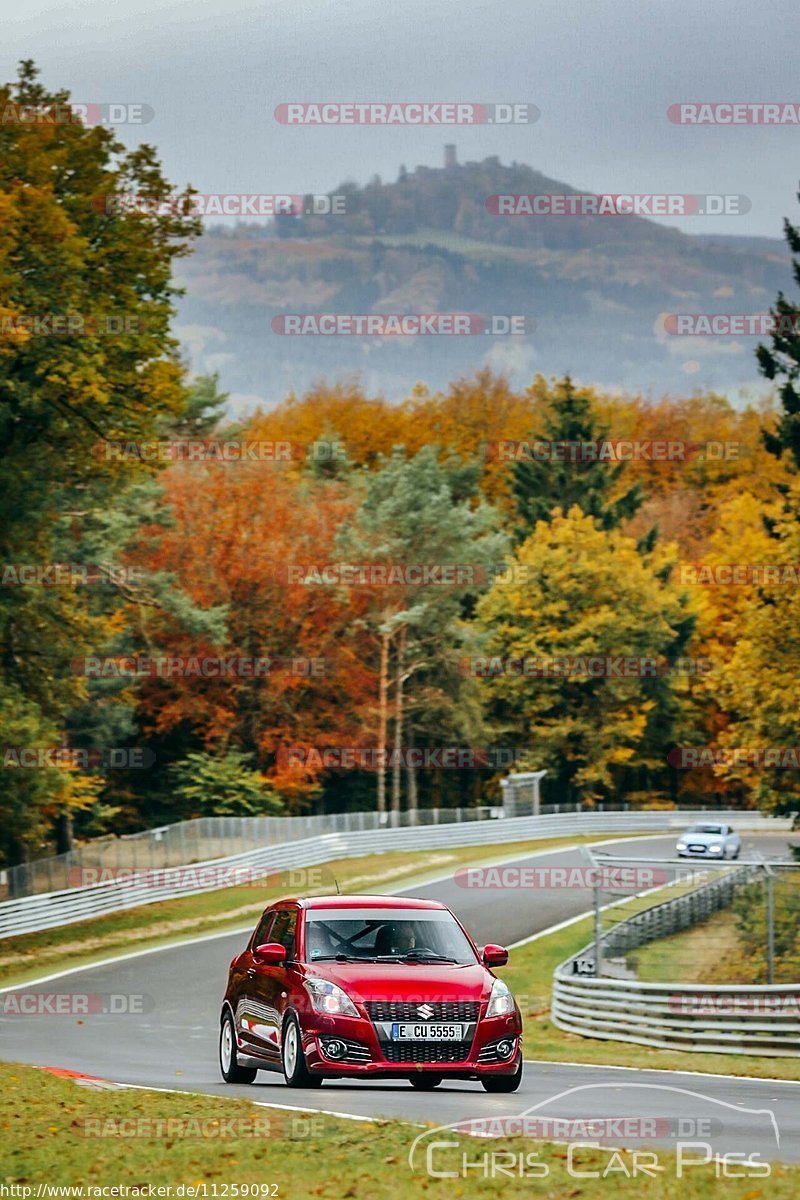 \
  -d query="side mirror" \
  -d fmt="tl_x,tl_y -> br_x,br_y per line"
481,944 -> 508,967
254,941 -> 287,965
